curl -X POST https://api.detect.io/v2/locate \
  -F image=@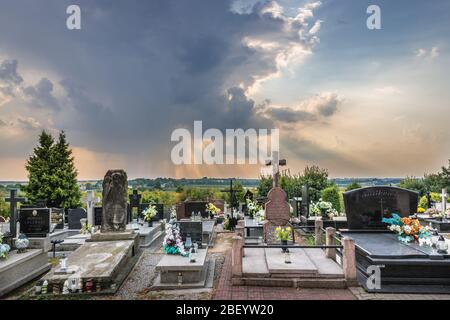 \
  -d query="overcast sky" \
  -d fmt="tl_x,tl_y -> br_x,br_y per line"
0,0 -> 449,180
